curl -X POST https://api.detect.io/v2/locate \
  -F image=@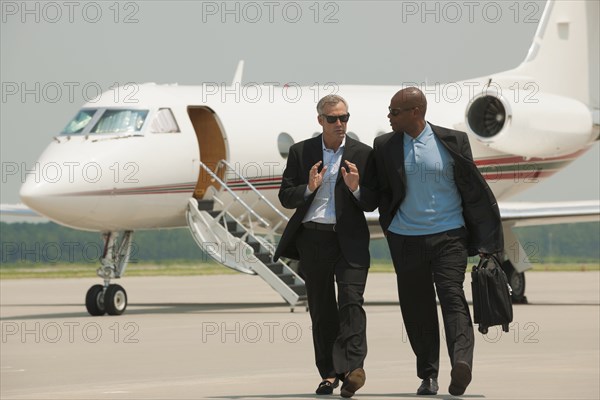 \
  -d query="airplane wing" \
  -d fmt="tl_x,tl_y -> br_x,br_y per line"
499,200 -> 599,275
0,203 -> 44,218
365,201 -> 600,227
498,200 -> 600,226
